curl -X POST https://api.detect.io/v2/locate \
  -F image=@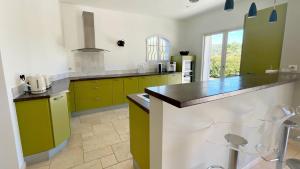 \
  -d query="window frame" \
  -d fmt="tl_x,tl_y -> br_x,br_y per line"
145,35 -> 171,63
201,28 -> 244,81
